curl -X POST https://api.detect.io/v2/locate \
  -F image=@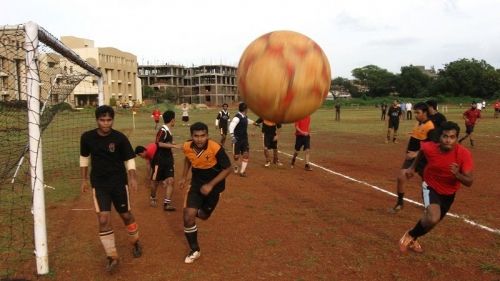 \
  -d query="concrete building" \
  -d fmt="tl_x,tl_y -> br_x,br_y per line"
138,64 -> 238,105
61,36 -> 142,106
